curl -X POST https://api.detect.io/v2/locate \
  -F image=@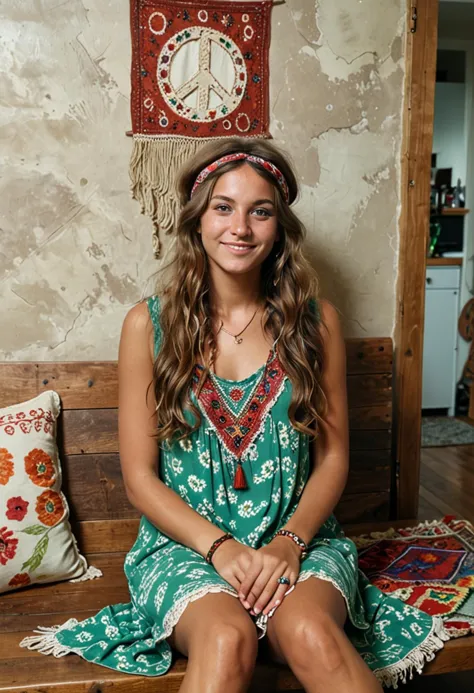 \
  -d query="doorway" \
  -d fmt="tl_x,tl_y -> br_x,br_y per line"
396,0 -> 474,524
